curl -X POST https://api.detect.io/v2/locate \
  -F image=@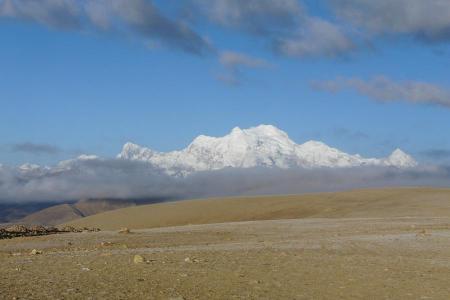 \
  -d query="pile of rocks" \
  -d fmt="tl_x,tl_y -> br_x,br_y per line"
0,225 -> 59,239
0,225 -> 101,239
59,226 -> 101,233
